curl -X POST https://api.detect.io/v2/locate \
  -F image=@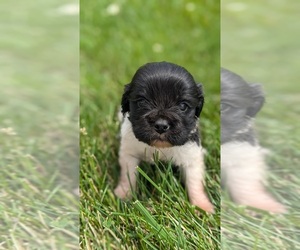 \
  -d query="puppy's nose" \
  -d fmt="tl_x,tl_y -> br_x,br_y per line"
154,119 -> 170,134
